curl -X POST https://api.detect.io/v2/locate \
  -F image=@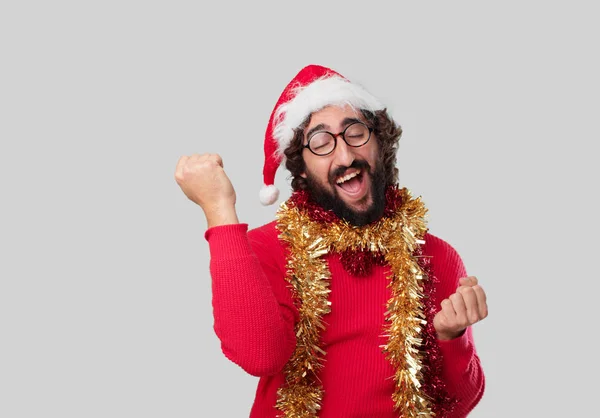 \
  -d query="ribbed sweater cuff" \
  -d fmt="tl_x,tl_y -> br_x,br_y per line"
437,331 -> 472,372
204,223 -> 252,259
